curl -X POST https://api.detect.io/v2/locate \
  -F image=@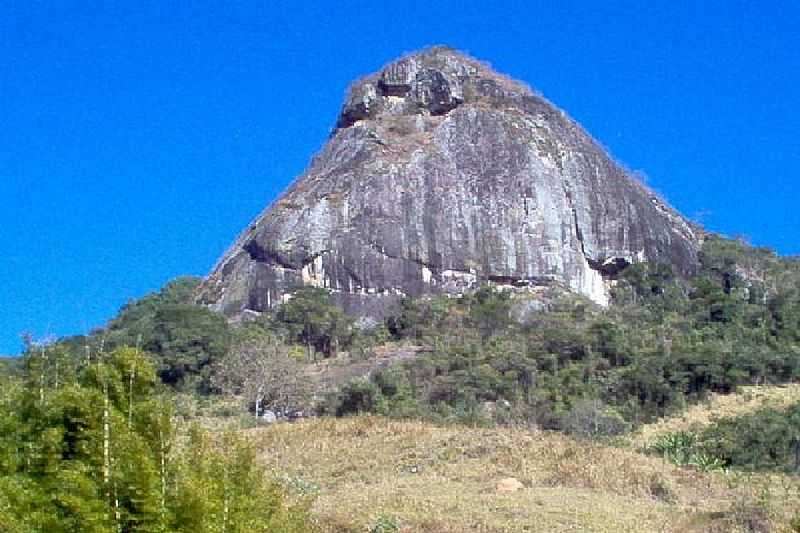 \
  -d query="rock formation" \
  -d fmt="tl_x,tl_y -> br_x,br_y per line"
198,47 -> 700,318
